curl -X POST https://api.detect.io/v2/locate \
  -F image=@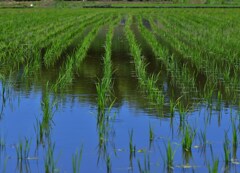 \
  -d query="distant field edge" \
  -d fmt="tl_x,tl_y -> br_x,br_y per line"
82,5 -> 240,8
